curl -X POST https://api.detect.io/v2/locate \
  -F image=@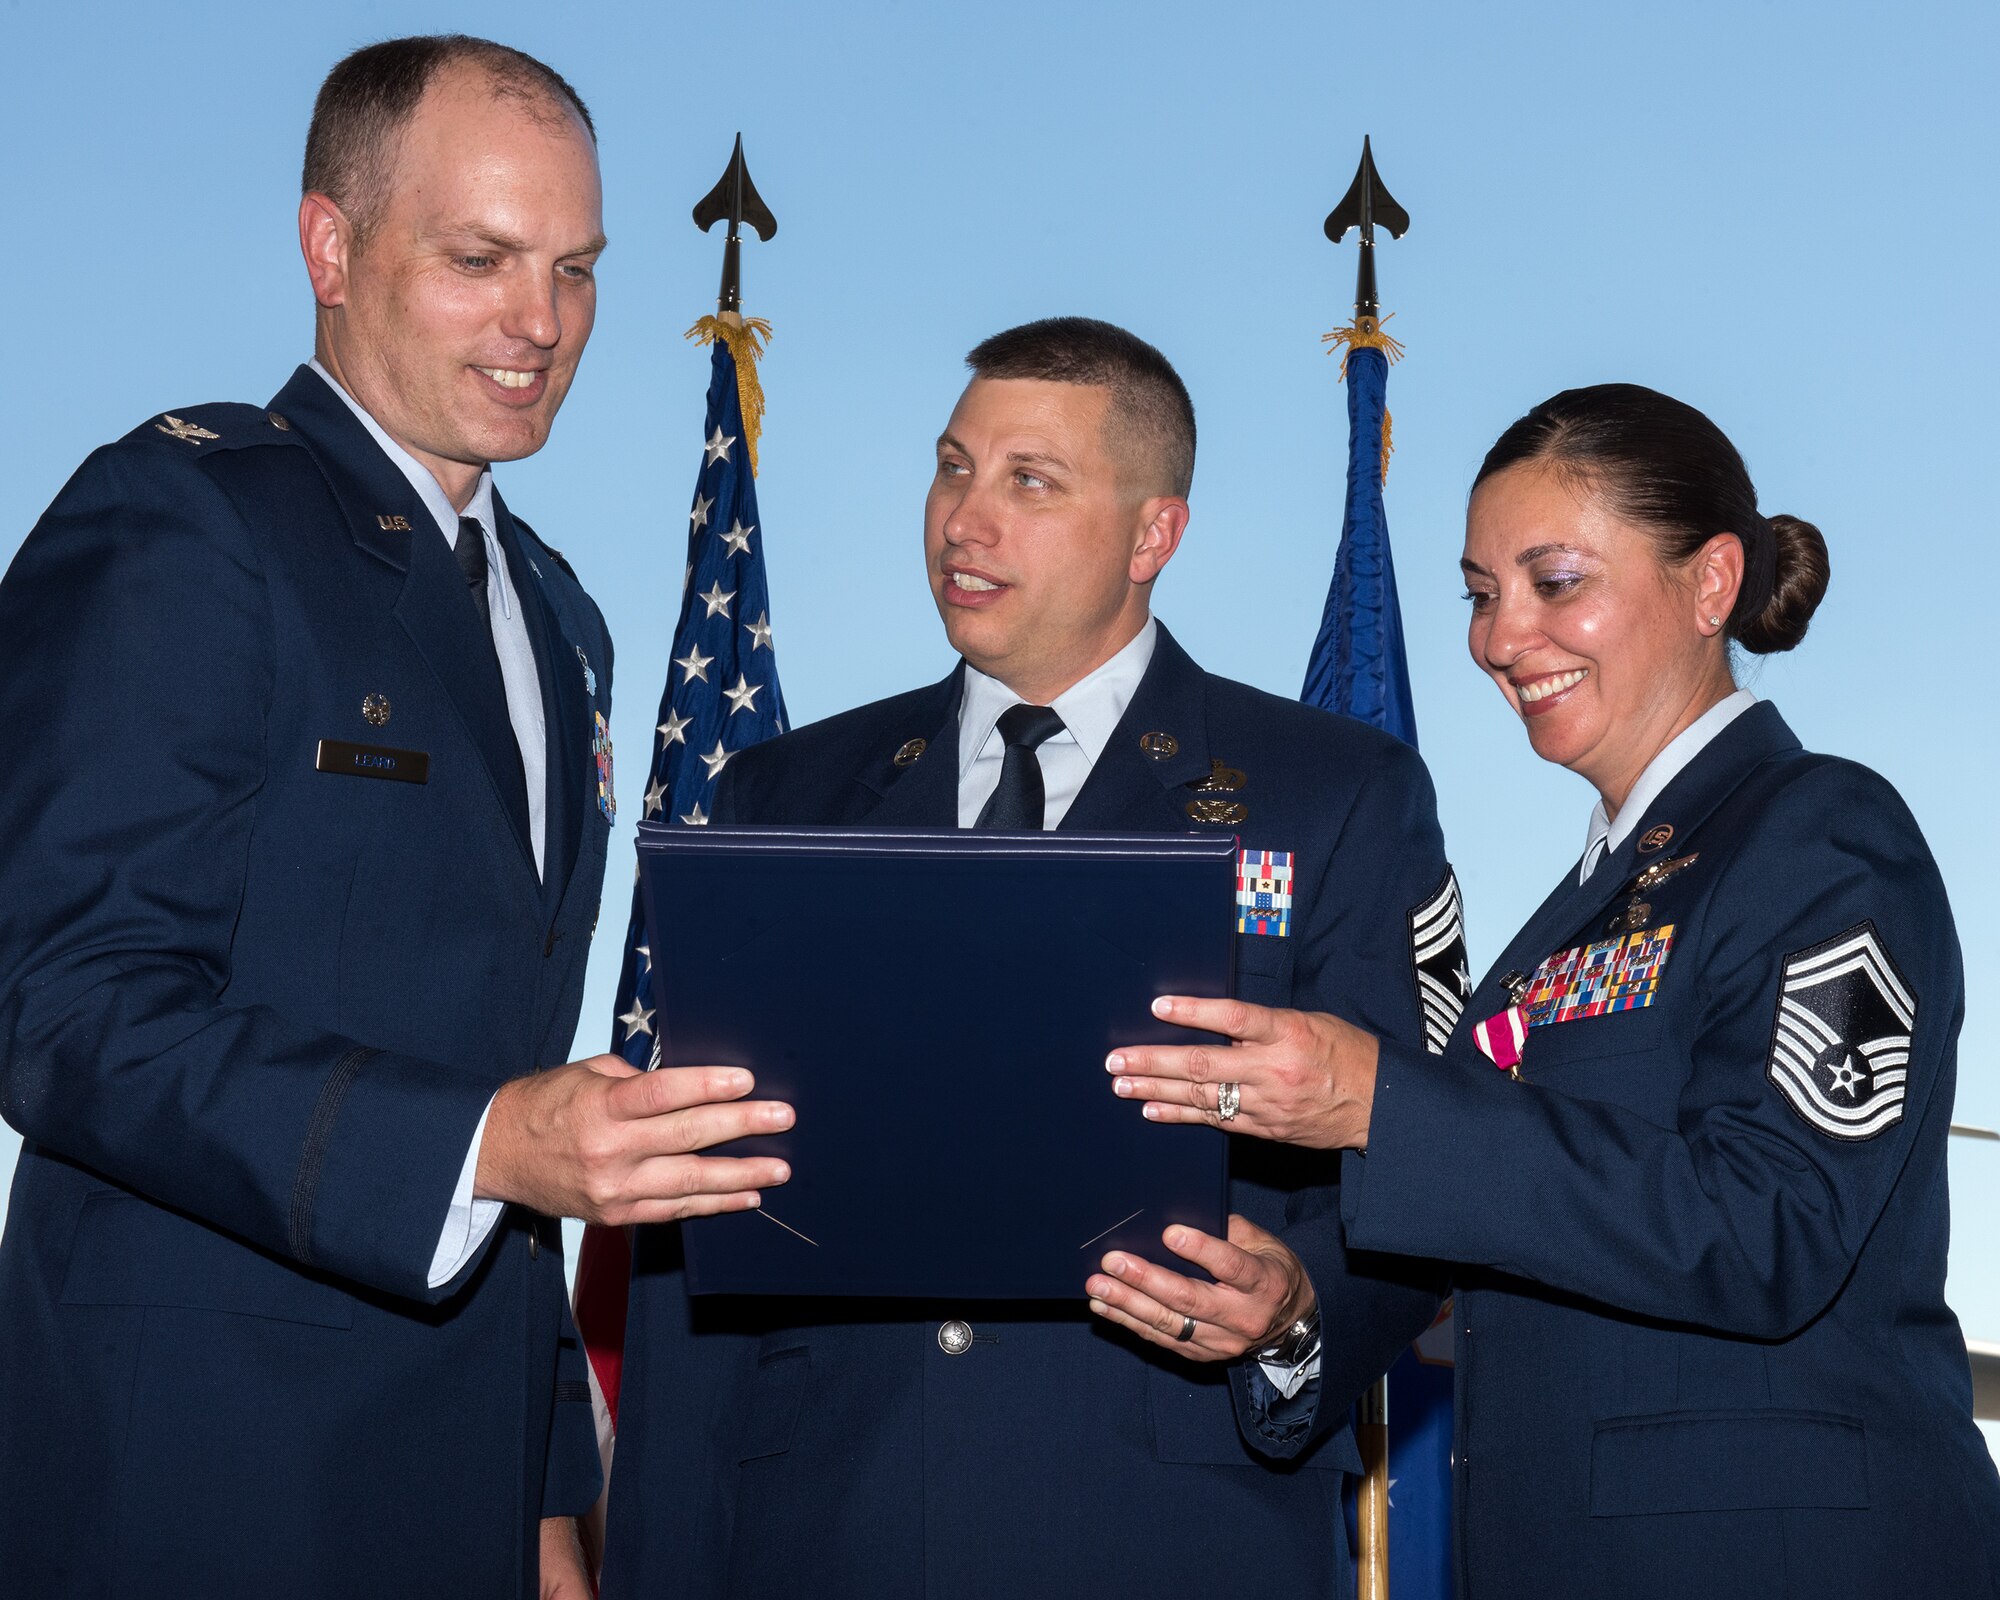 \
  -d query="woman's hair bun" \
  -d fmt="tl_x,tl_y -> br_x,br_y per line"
1734,513 -> 1830,654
